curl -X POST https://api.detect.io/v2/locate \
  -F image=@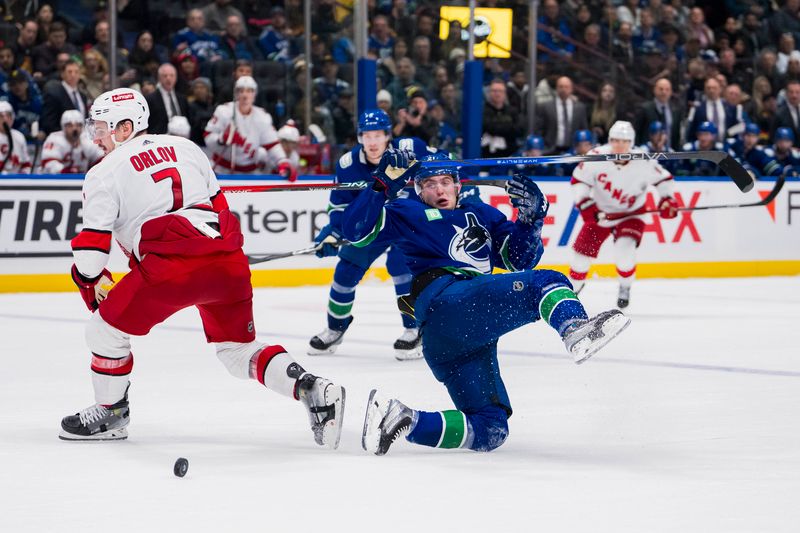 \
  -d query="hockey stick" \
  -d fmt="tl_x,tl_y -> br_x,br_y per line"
600,171 -> 787,222
221,150 -> 753,194
247,239 -> 348,264
228,97 -> 237,171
